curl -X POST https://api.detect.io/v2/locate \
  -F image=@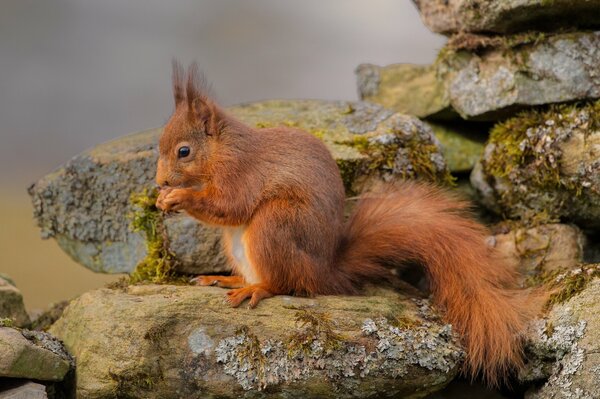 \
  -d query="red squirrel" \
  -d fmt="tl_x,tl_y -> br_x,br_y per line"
155,62 -> 537,386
